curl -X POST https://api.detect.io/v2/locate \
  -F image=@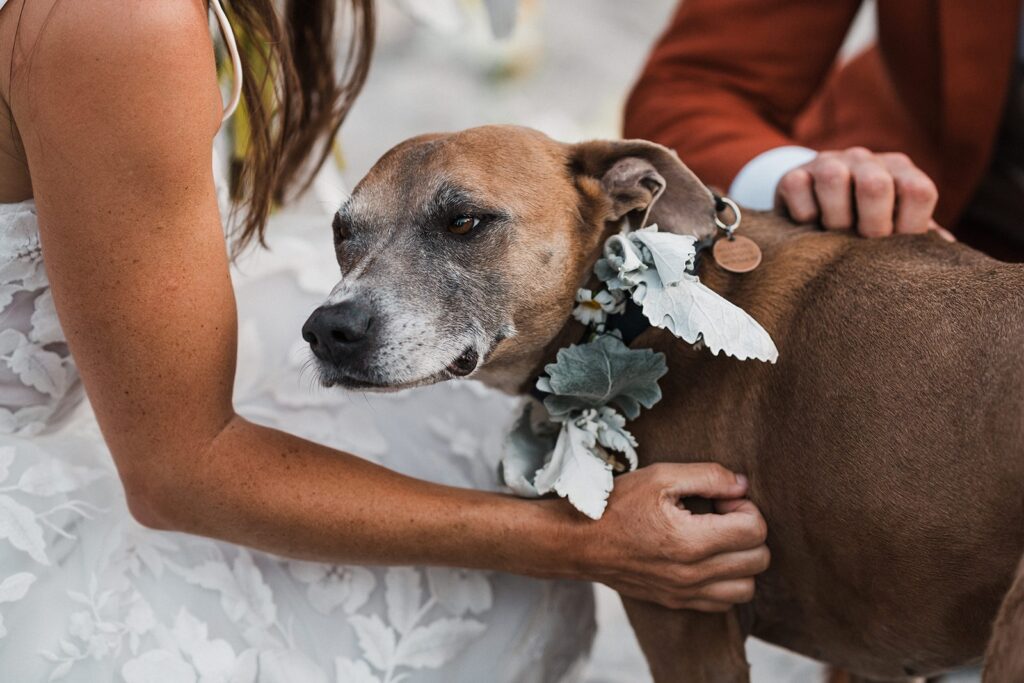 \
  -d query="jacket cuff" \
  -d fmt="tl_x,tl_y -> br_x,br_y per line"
728,146 -> 817,210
